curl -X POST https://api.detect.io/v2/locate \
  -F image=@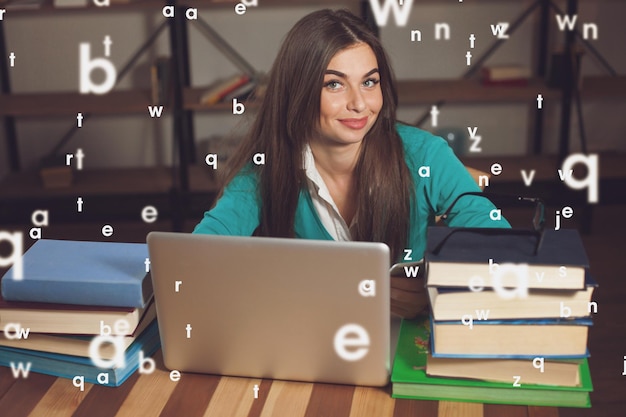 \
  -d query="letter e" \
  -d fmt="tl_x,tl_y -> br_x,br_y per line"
141,206 -> 158,223
235,3 -> 246,15
334,324 -> 370,361
102,225 -> 113,237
